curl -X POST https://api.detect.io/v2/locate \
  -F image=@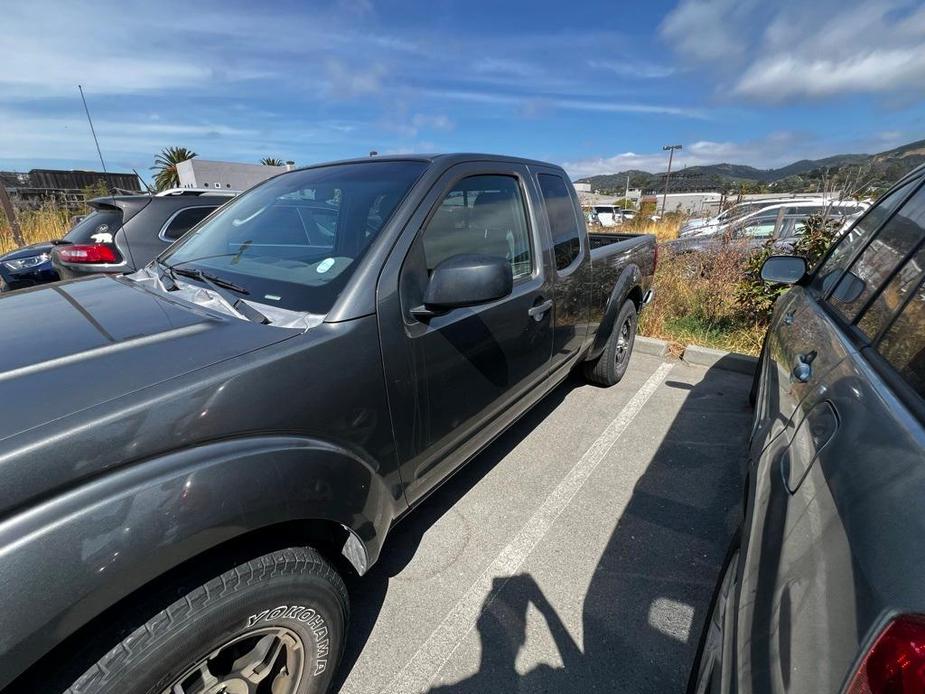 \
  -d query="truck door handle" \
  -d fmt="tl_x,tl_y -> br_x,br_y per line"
791,351 -> 816,383
528,300 -> 553,321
